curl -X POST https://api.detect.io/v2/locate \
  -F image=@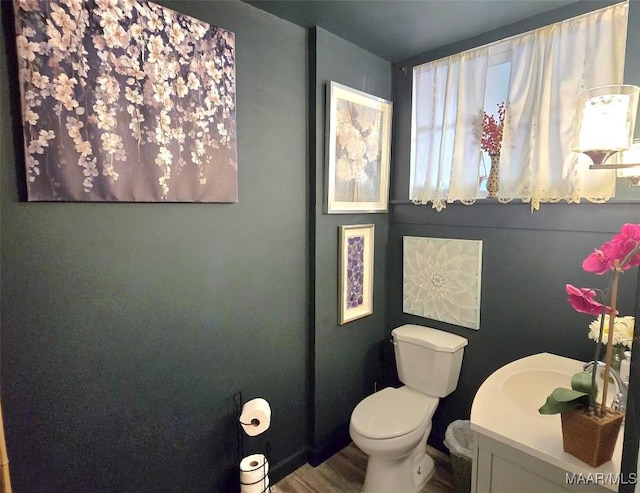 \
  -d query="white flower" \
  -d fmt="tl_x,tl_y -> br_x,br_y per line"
95,0 -> 122,17
16,35 -> 40,61
24,109 -> 39,126
147,12 -> 163,32
18,0 -> 40,12
175,76 -> 188,98
82,159 -> 98,177
61,0 -> 83,18
37,129 -> 55,146
125,87 -> 143,105
188,22 -> 208,40
53,73 -> 78,110
65,116 -> 83,140
168,22 -> 185,45
152,82 -> 172,105
155,147 -> 173,167
187,72 -> 200,91
147,35 -> 164,64
101,132 -> 122,154
75,140 -> 92,157
589,315 -> 635,349
50,4 -> 76,32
